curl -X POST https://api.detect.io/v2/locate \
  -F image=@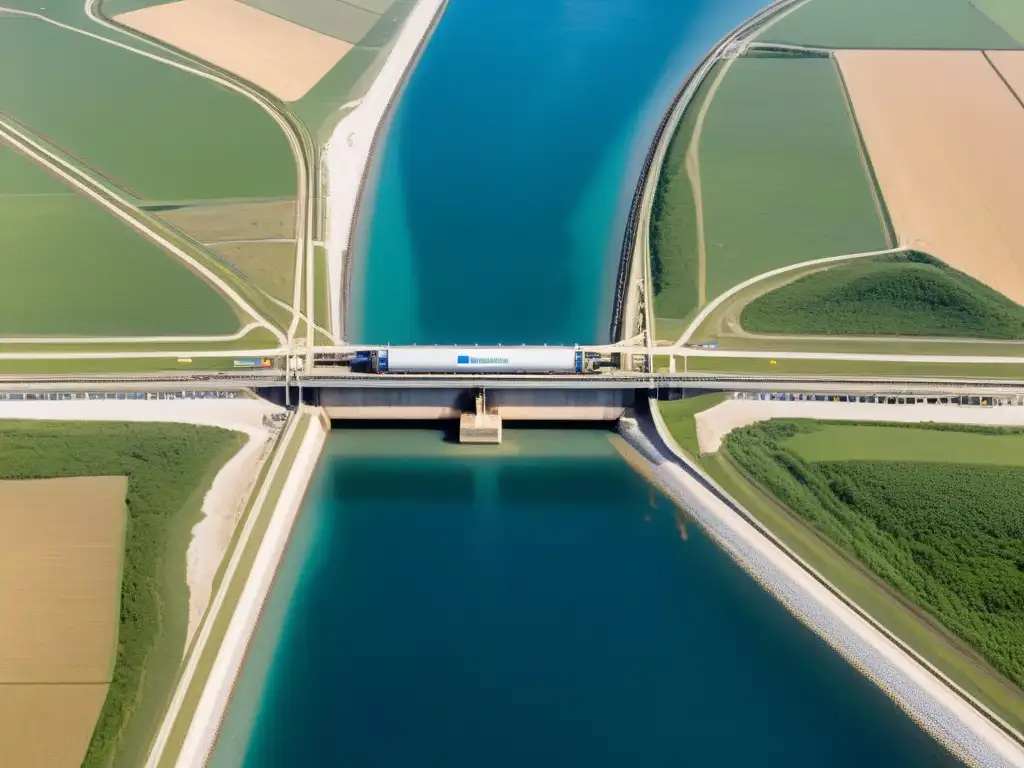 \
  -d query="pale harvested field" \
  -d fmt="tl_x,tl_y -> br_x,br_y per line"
837,50 -> 1024,304
0,684 -> 108,768
116,0 -> 353,101
159,199 -> 296,242
0,476 -> 127,683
